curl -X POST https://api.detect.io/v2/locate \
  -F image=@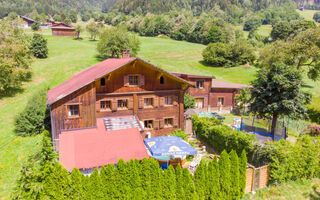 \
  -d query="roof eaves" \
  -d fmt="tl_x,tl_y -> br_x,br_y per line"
136,58 -> 195,88
47,58 -> 137,106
